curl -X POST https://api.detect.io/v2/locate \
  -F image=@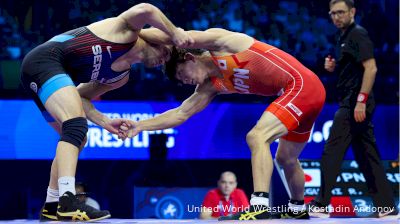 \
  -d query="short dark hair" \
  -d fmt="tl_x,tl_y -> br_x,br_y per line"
329,0 -> 354,9
163,47 -> 206,83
